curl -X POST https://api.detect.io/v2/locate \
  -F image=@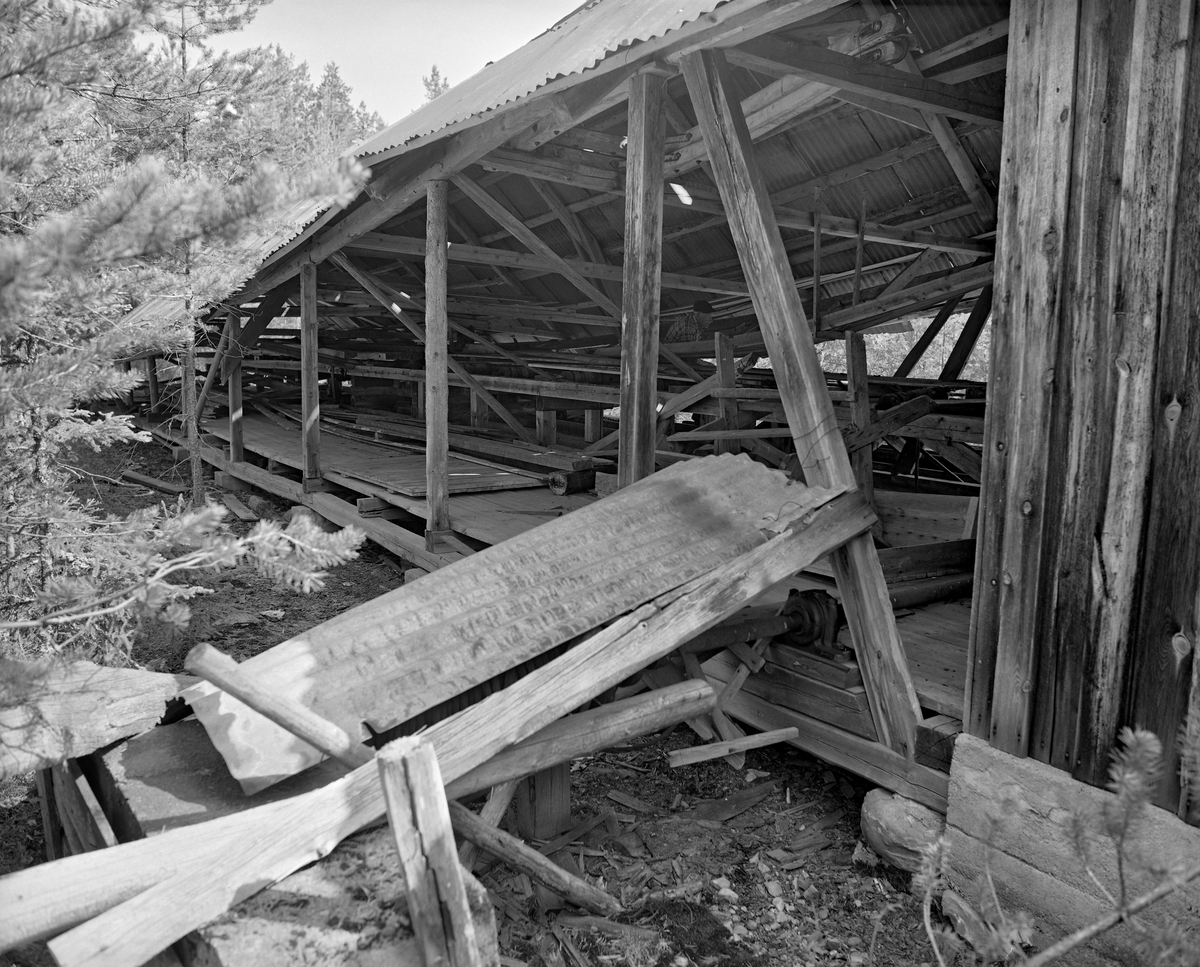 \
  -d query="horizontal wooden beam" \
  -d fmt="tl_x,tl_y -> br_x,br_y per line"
344,233 -> 748,295
915,18 -> 1010,72
733,37 -> 1004,127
